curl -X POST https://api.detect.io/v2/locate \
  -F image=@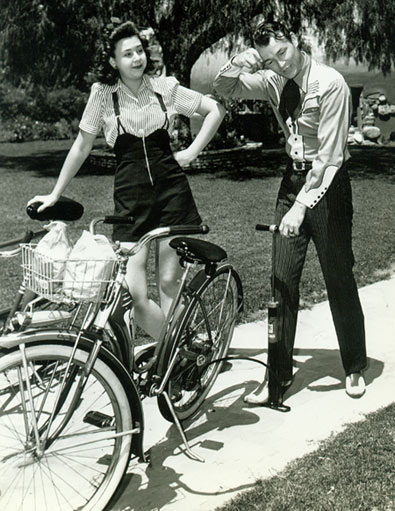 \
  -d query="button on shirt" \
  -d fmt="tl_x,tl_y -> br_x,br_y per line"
80,75 -> 202,148
213,52 -> 352,208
